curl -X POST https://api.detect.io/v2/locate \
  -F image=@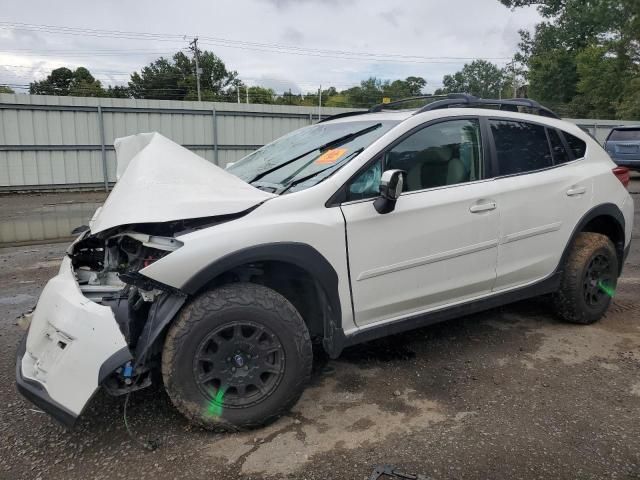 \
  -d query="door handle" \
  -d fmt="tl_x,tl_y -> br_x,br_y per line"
469,201 -> 497,213
566,186 -> 586,196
